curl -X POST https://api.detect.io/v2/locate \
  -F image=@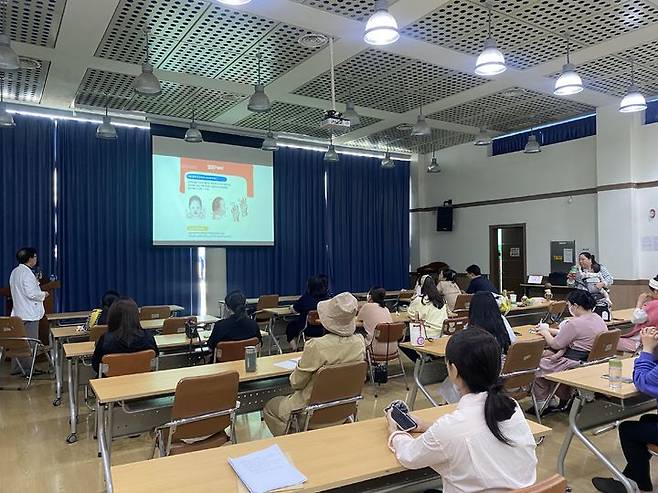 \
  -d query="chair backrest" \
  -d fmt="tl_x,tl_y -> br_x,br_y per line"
139,305 -> 171,321
453,294 -> 473,311
255,295 -> 279,322
587,329 -> 621,363
101,349 -> 156,377
90,324 -> 108,344
373,322 -> 405,344
441,316 -> 468,336
512,475 -> 567,493
170,371 -> 239,442
548,301 -> 567,316
0,316 -> 30,355
306,361 -> 368,428
162,316 -> 197,335
501,339 -> 545,391
215,337 -> 259,362
397,290 -> 414,303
